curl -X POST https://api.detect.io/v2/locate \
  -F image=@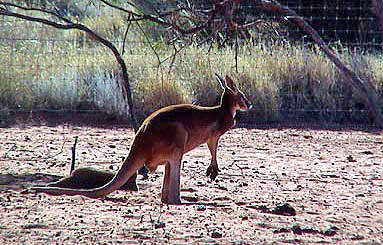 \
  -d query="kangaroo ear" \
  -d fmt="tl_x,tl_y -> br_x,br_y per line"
225,75 -> 238,93
215,73 -> 226,89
